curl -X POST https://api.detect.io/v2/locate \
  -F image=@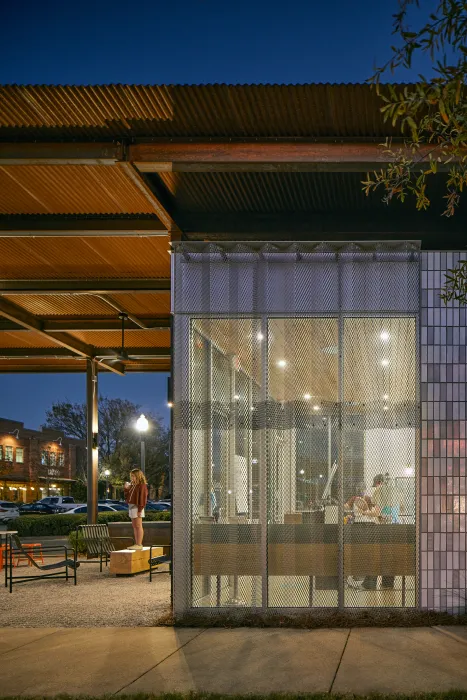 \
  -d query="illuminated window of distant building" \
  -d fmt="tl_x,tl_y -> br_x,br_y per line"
58,452 -> 64,467
16,448 -> 24,463
49,451 -> 56,466
41,450 -> 48,465
4,446 -> 13,462
0,445 -> 3,460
